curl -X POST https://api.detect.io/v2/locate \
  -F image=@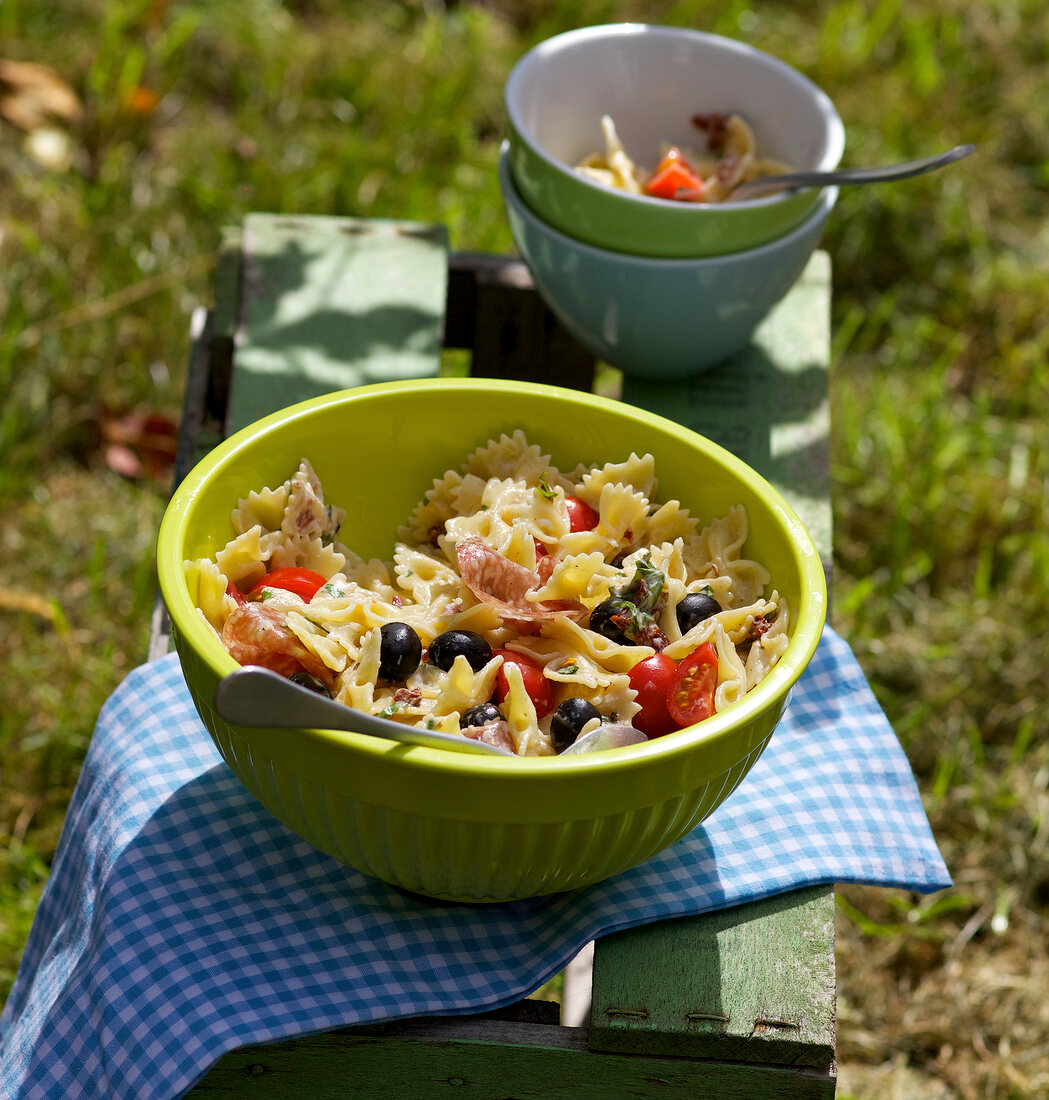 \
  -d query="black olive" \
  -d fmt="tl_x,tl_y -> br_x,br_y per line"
288,671 -> 331,697
588,598 -> 632,644
550,697 -> 602,753
379,621 -> 422,681
428,629 -> 493,672
676,592 -> 722,633
460,702 -> 504,729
